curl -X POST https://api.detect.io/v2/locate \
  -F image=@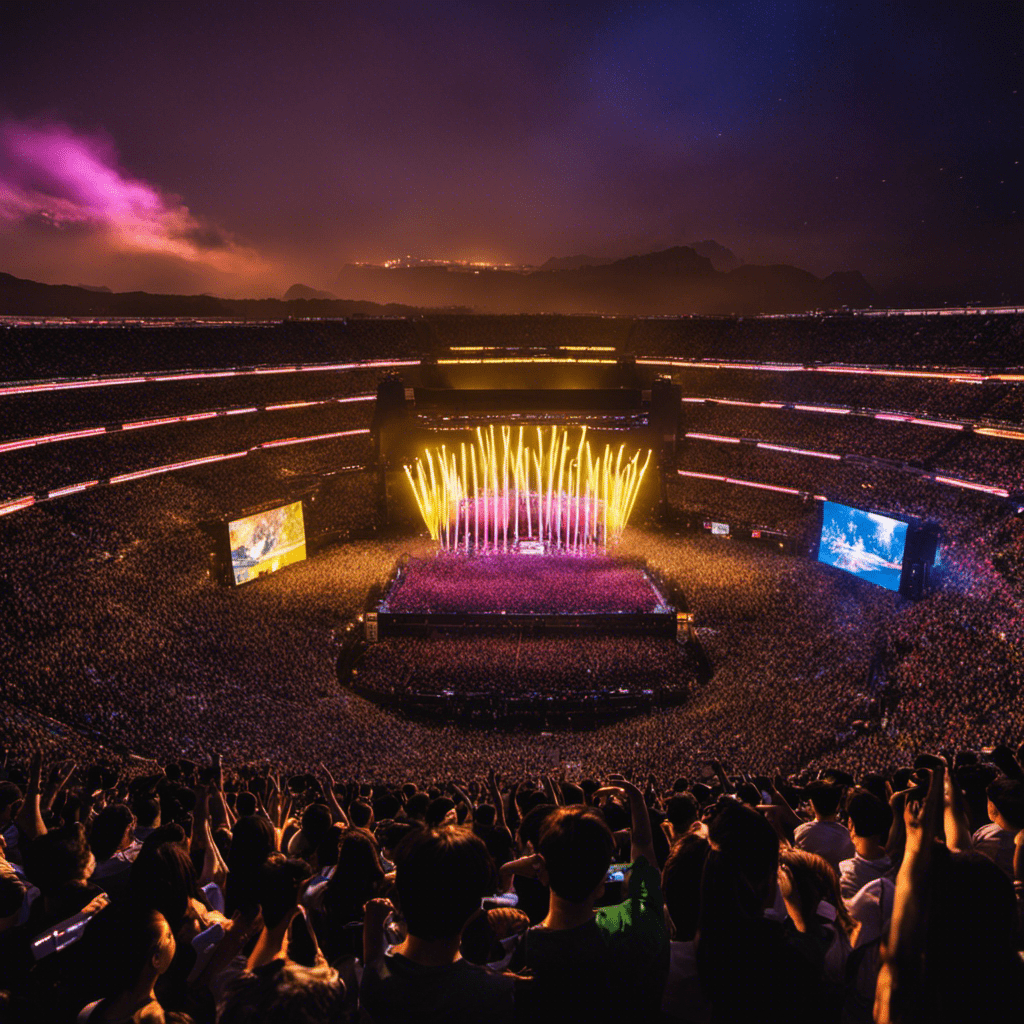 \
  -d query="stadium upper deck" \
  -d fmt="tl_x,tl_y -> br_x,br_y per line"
0,313 -> 1022,535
